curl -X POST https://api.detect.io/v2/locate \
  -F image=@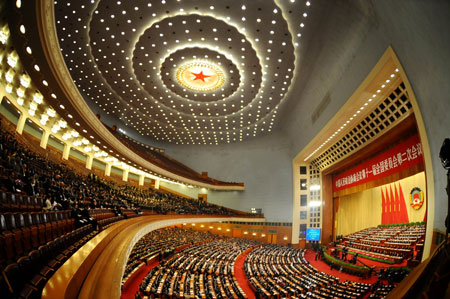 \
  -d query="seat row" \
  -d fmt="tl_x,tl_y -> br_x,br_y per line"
1,225 -> 96,298
0,211 -> 74,268
1,191 -> 44,212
